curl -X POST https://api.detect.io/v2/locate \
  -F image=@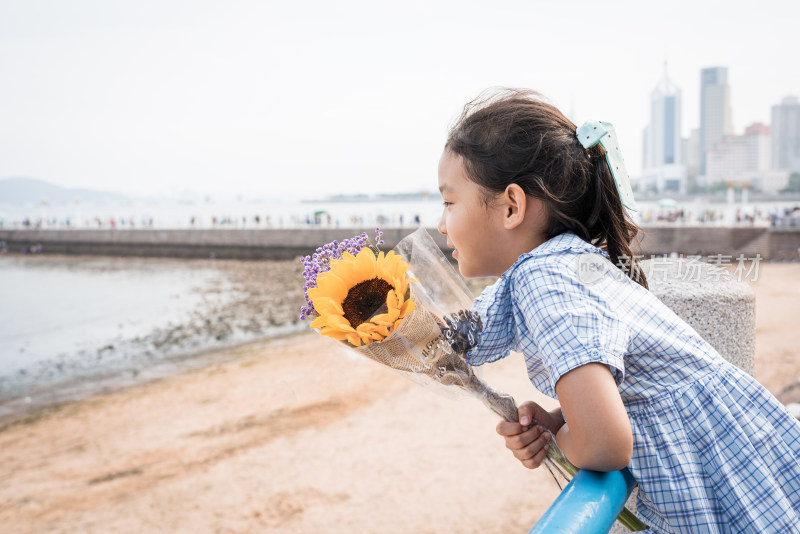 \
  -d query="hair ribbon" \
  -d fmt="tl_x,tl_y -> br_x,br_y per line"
576,121 -> 638,212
